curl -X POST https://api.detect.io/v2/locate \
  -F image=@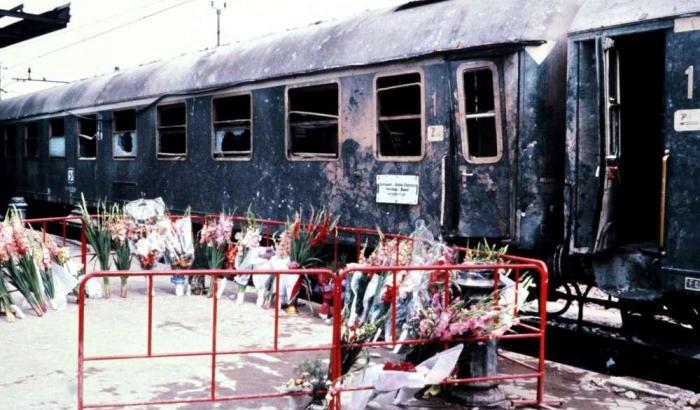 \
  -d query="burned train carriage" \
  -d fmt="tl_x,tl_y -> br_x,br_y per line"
0,0 -> 577,252
564,0 -> 700,324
